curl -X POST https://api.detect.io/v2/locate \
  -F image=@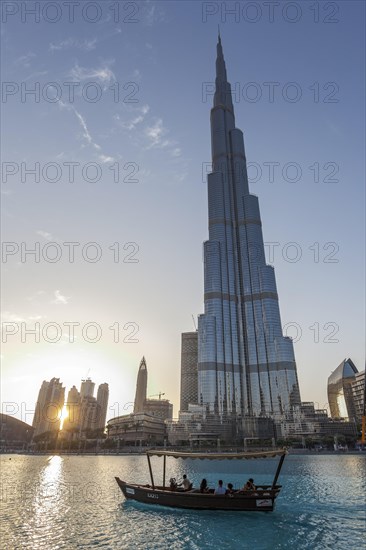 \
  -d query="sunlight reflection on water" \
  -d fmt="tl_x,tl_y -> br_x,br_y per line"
0,454 -> 365,549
